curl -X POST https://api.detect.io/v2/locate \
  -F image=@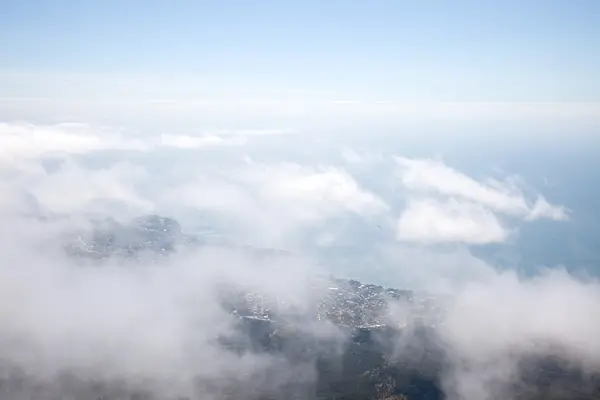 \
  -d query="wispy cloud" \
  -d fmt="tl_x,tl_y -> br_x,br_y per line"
0,122 -> 292,161
0,122 -> 148,160
159,133 -> 247,149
